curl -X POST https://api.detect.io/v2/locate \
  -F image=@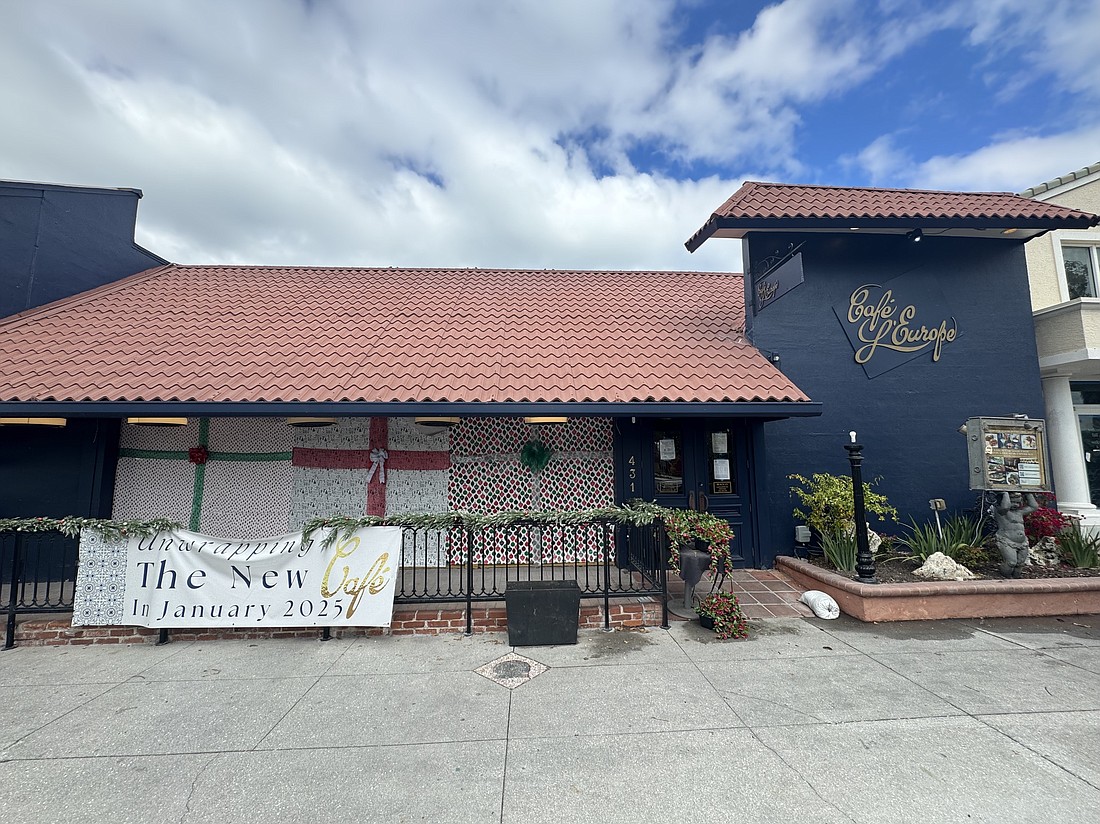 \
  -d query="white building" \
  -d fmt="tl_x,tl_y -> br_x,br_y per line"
1024,162 -> 1100,527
